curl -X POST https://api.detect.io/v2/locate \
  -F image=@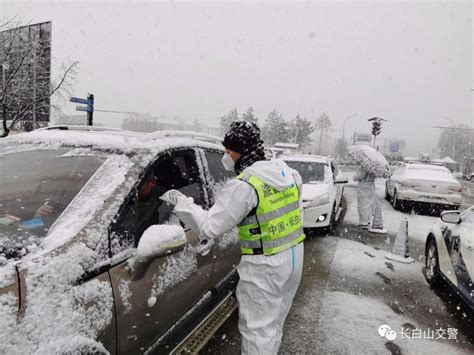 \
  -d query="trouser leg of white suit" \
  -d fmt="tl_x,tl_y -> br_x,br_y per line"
236,242 -> 304,355
371,193 -> 384,229
357,182 -> 375,225
272,242 -> 304,354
